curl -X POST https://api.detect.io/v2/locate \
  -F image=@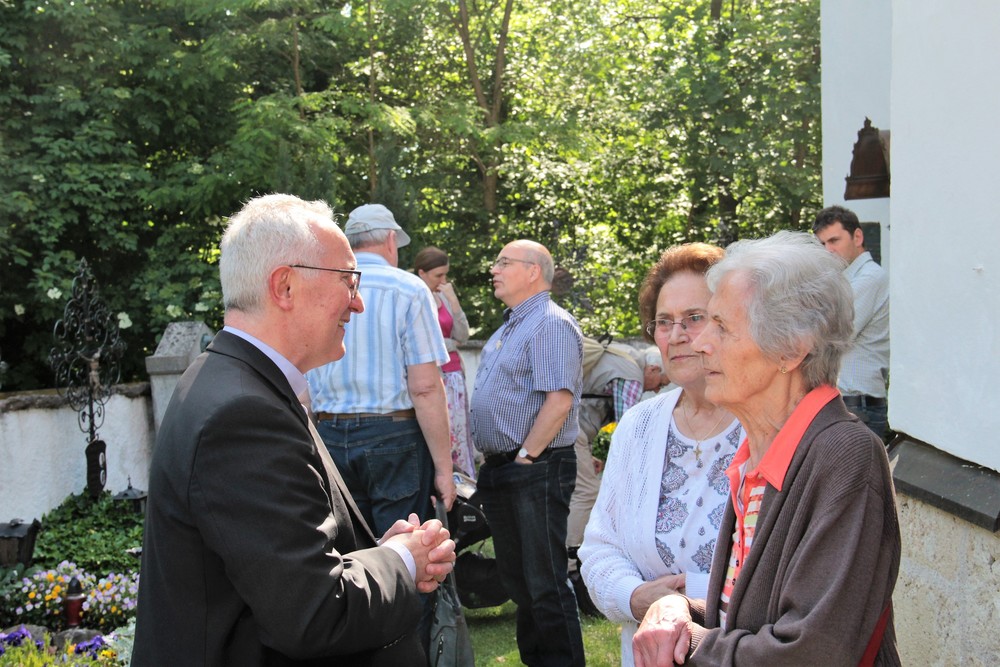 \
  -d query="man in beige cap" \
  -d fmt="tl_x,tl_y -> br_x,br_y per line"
306,204 -> 456,655
307,204 -> 456,524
